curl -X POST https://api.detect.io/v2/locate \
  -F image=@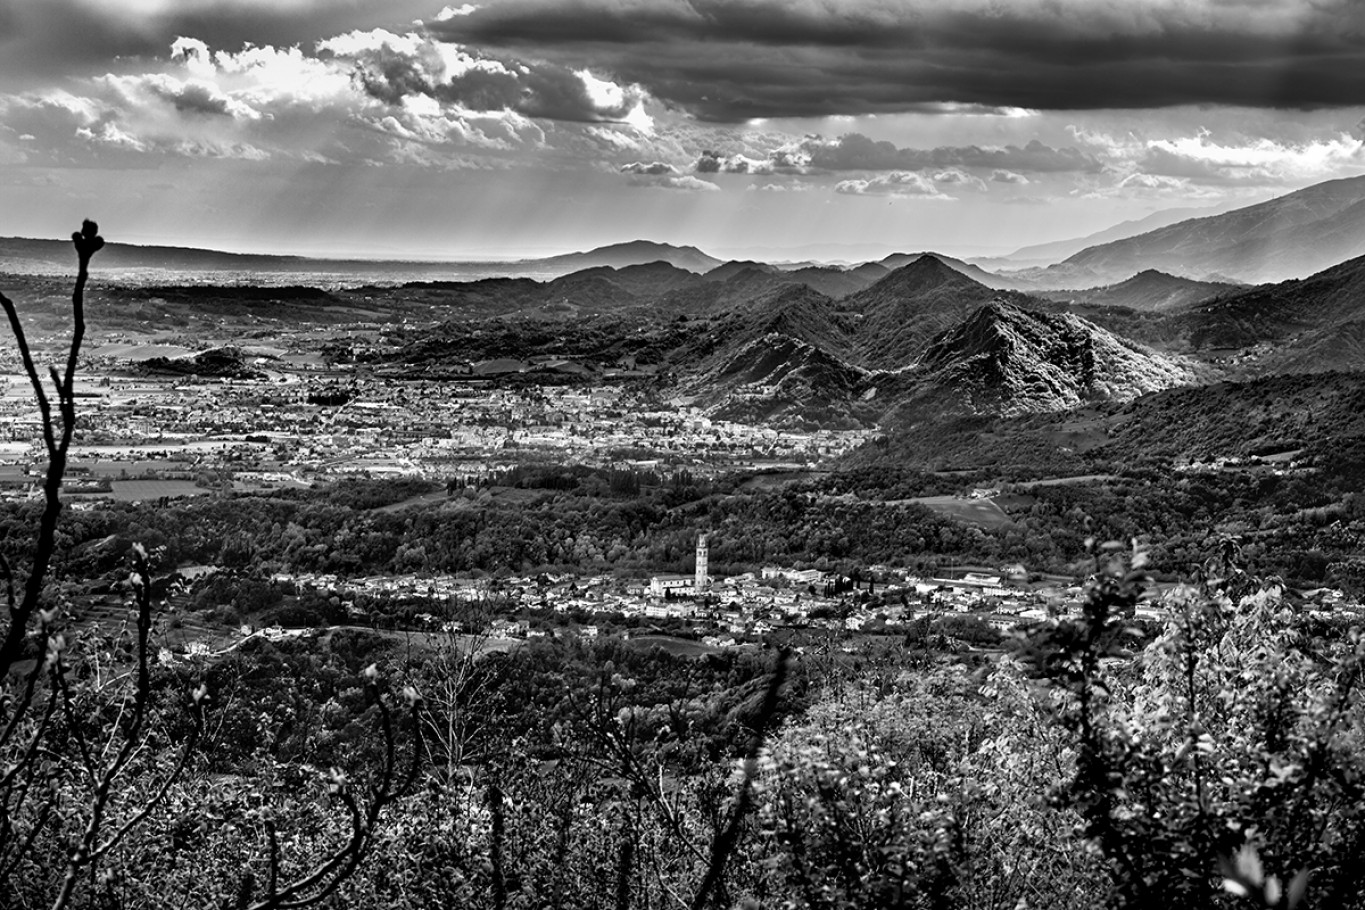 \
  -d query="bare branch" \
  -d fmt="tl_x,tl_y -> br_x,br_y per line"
243,688 -> 423,910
